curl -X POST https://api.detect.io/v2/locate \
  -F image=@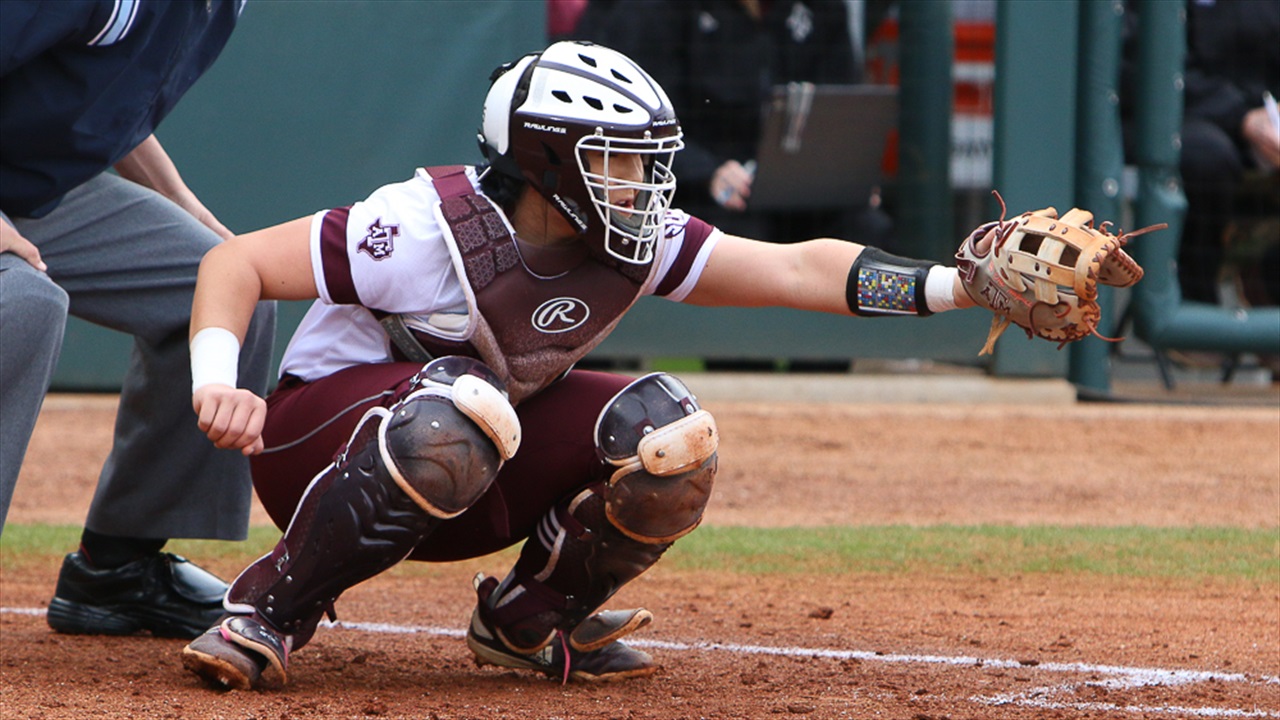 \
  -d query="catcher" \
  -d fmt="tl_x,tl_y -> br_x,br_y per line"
179,41 -> 1144,691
